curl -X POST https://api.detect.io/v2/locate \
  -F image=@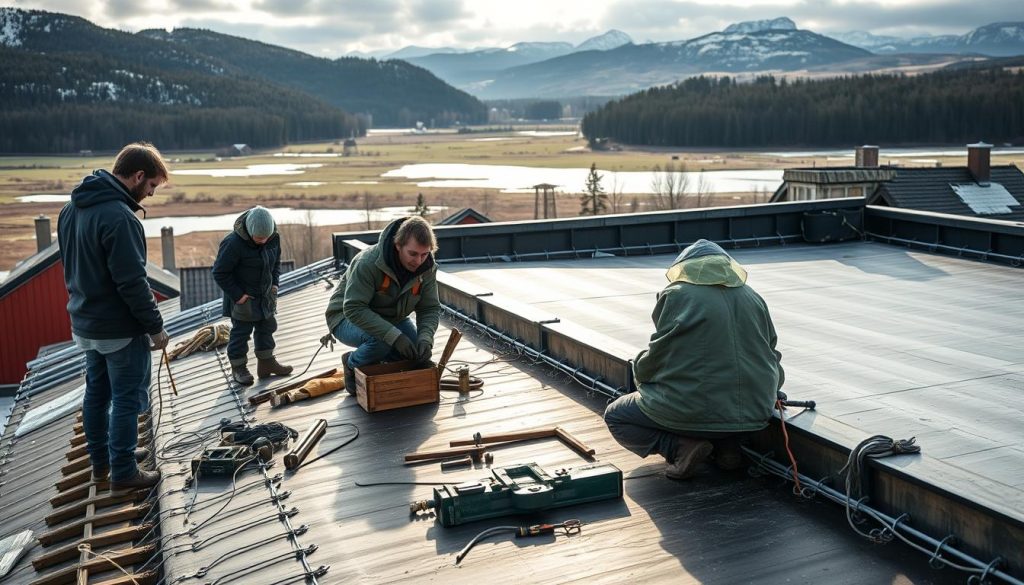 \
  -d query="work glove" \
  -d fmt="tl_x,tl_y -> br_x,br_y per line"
393,335 -> 418,361
149,329 -> 170,351
415,337 -> 433,362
